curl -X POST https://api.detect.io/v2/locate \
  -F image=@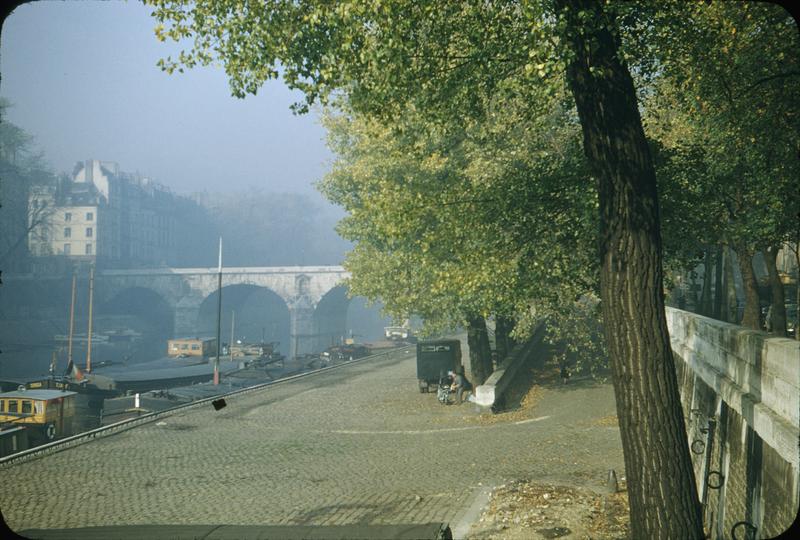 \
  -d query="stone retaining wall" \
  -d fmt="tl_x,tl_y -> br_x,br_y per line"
474,322 -> 547,409
666,307 -> 799,539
